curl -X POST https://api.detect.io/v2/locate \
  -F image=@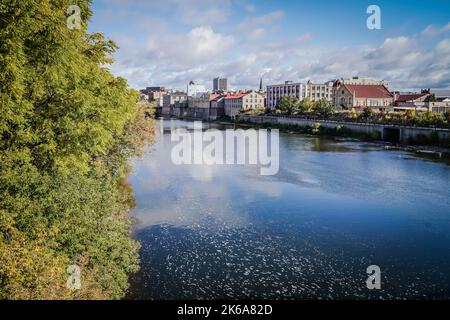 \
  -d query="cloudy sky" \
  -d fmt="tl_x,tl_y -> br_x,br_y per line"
89,0 -> 450,91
